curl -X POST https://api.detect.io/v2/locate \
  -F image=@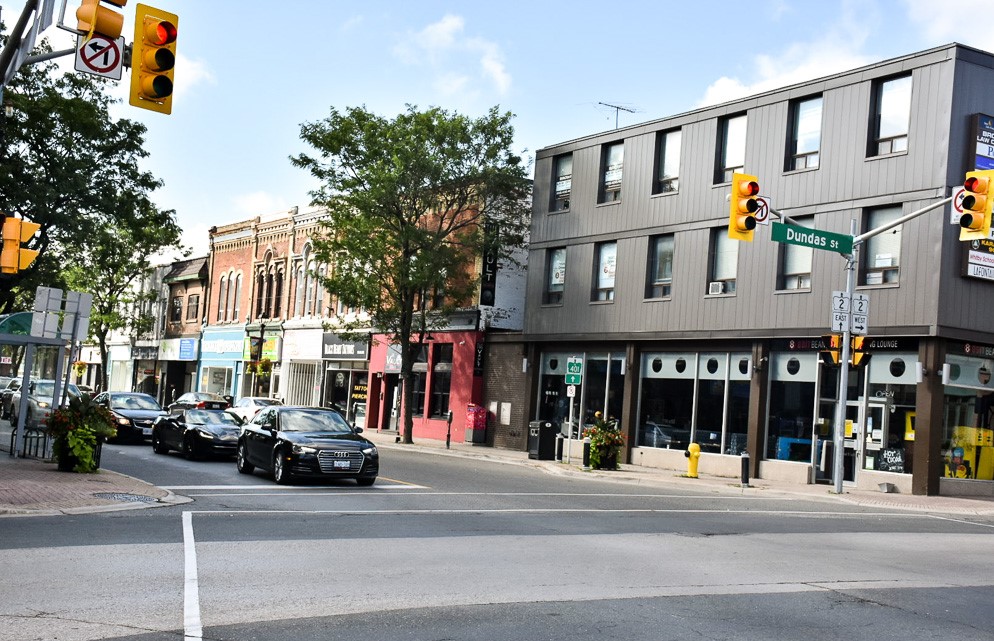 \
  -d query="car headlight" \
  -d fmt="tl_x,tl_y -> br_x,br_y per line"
361,445 -> 377,455
116,416 -> 131,426
292,445 -> 318,454
198,430 -> 215,440
37,401 -> 50,409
